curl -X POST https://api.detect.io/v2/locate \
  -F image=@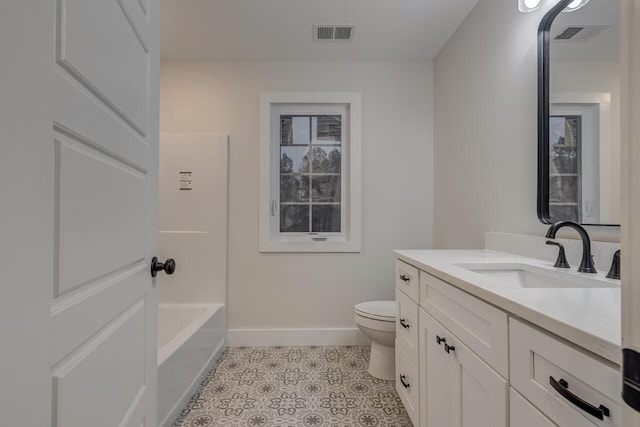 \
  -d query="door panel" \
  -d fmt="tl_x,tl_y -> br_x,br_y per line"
57,0 -> 150,134
56,134 -> 147,294
52,299 -> 147,427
